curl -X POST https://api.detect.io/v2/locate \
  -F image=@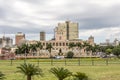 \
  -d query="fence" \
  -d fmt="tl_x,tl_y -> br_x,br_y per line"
0,58 -> 120,66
